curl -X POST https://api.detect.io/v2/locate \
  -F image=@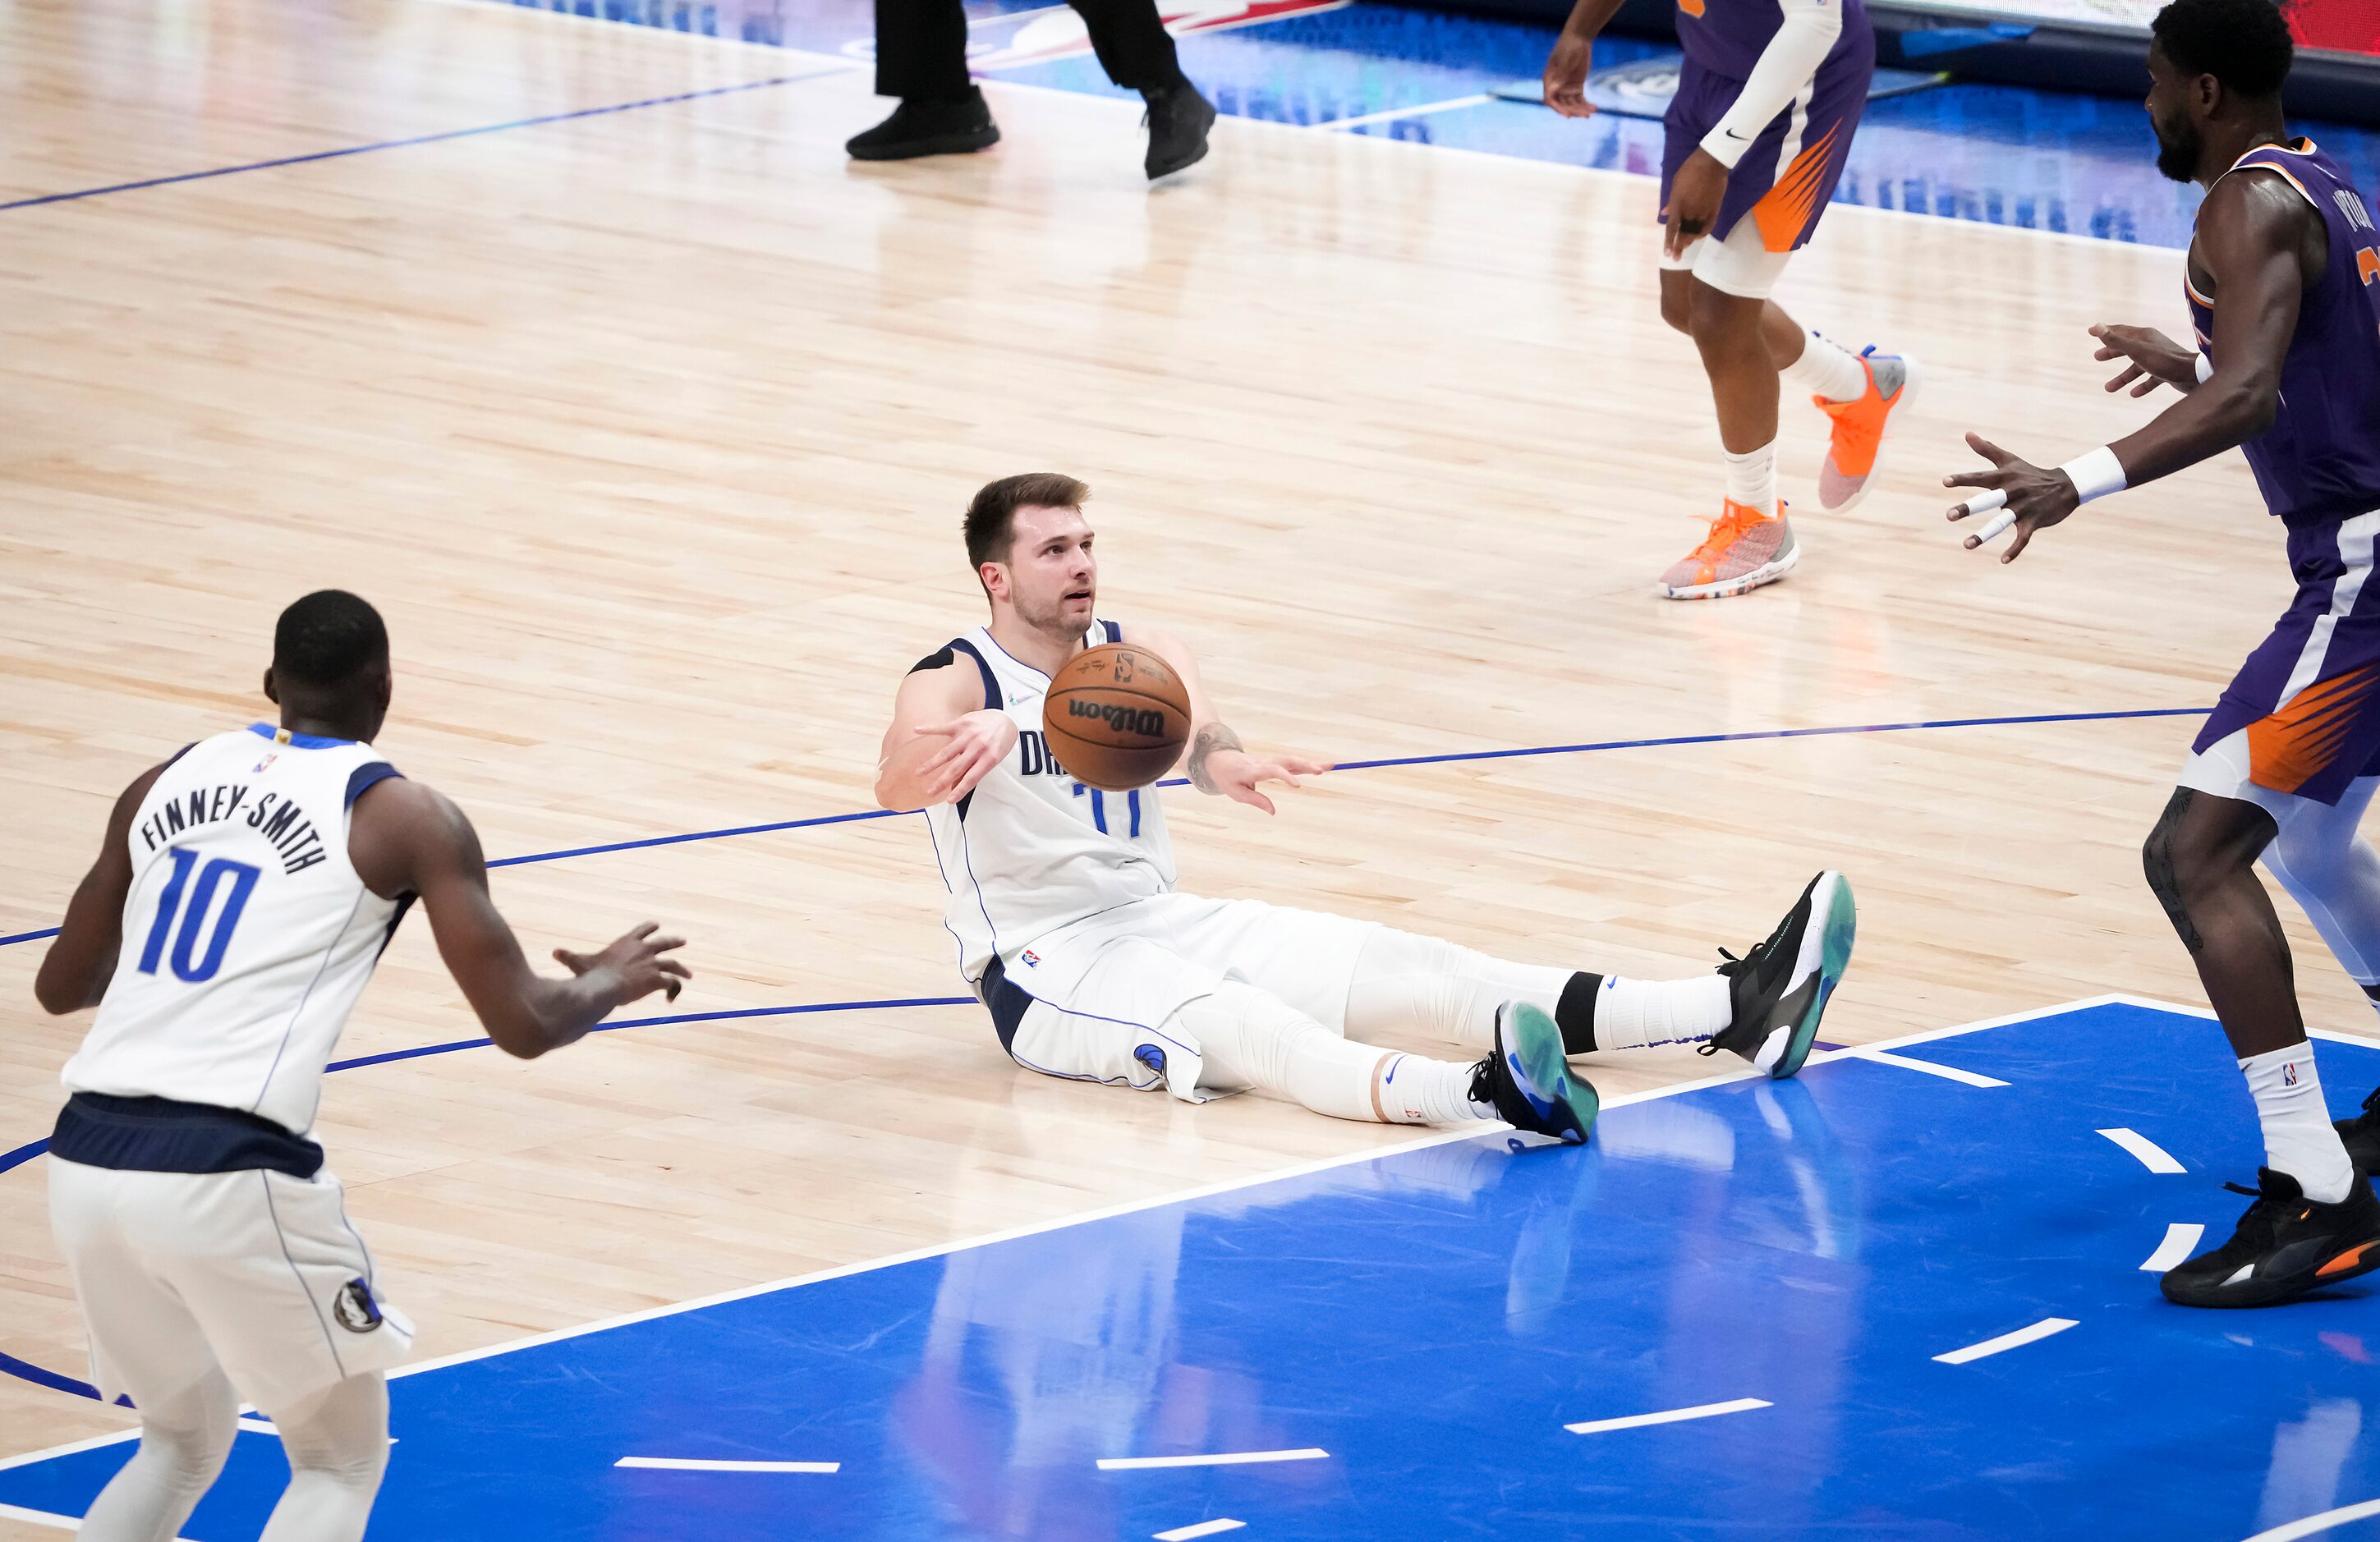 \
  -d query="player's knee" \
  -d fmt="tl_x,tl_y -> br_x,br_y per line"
1684,282 -> 1758,356
1658,278 -> 1692,335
